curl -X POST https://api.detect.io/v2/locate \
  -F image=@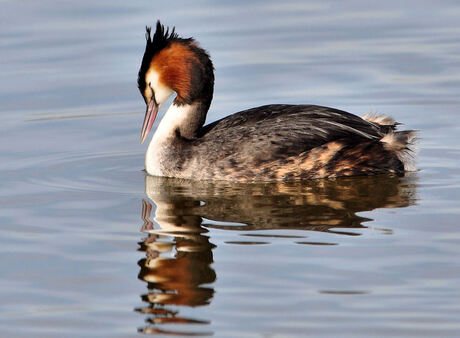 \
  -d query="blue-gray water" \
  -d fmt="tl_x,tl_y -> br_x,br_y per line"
1,1 -> 460,337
